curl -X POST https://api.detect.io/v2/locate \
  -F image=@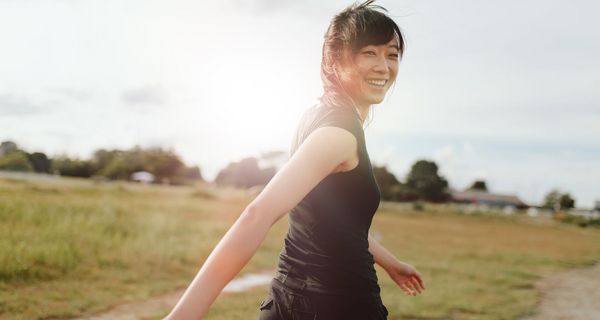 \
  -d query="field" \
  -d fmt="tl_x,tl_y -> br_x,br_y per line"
1,173 -> 600,320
